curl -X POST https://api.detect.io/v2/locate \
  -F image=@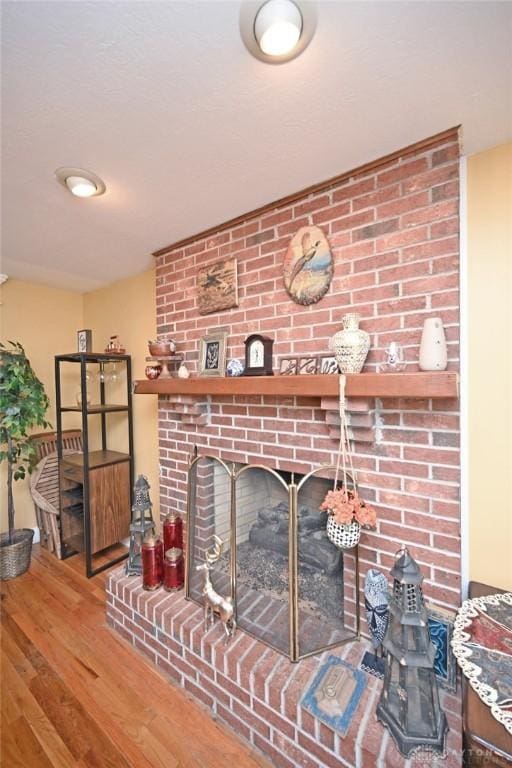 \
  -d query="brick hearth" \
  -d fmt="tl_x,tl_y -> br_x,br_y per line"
107,568 -> 462,768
